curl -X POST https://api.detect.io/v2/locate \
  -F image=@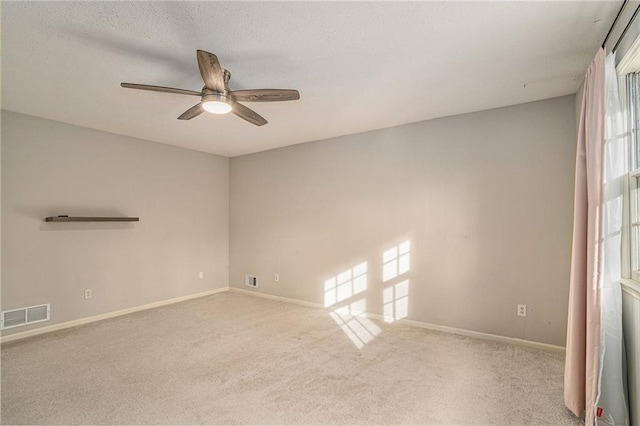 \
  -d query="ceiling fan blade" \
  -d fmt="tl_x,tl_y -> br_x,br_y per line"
231,101 -> 268,126
231,89 -> 300,102
196,50 -> 225,92
178,103 -> 204,120
121,83 -> 201,96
